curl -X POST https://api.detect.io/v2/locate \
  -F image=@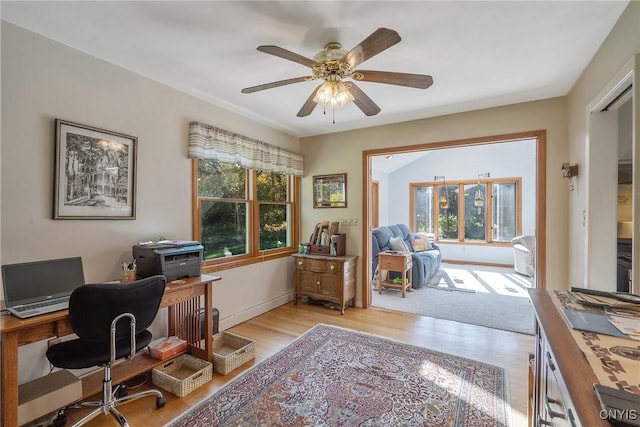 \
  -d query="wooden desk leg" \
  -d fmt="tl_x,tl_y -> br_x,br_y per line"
203,280 -> 214,363
2,331 -> 19,427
